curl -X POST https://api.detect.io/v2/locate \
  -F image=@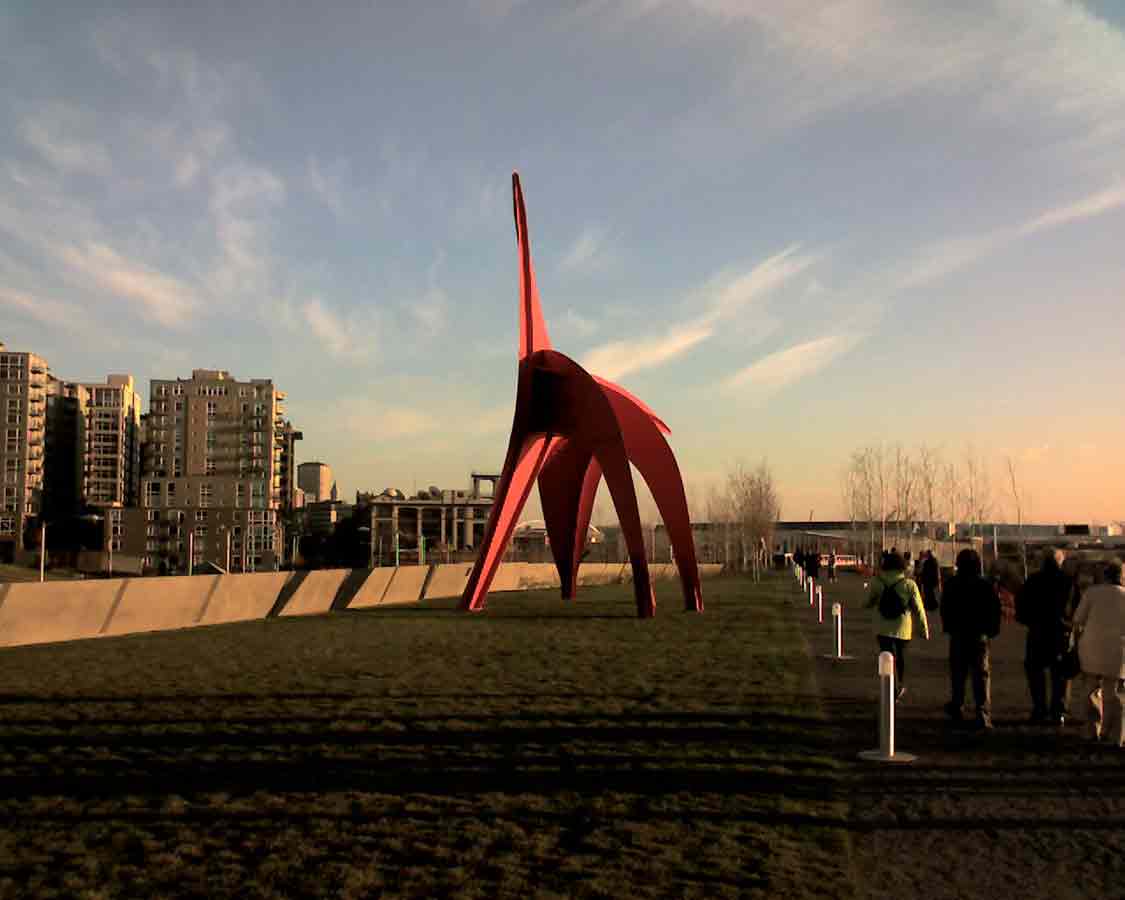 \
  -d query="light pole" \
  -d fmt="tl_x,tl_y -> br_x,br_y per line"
188,530 -> 194,577
39,521 -> 46,583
